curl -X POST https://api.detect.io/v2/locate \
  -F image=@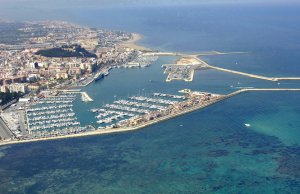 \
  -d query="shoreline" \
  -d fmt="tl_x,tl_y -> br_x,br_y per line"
1,88 -> 300,147
118,33 -> 153,51
0,95 -> 227,147
2,30 -> 300,146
